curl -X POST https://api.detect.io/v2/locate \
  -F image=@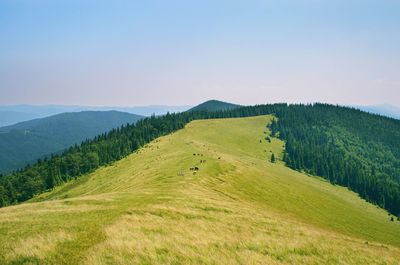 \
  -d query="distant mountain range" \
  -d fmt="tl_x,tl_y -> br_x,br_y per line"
0,105 -> 192,127
0,110 -> 40,128
354,104 -> 400,120
0,111 -> 143,173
